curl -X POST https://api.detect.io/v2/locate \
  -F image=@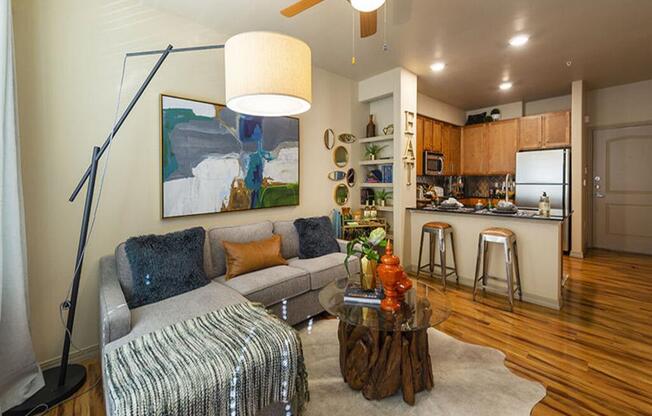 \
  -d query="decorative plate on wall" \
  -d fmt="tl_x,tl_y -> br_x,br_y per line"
333,146 -> 349,167
338,133 -> 356,144
324,128 -> 335,150
346,168 -> 356,187
328,171 -> 346,181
